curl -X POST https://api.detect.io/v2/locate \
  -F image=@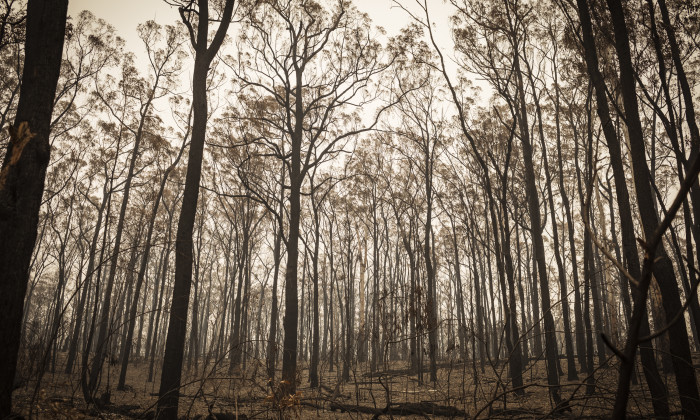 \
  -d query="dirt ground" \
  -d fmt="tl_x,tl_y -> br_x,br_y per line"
11,351 -> 686,419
